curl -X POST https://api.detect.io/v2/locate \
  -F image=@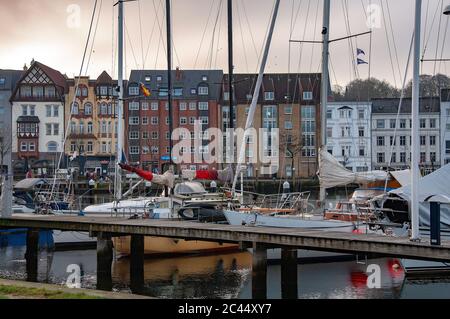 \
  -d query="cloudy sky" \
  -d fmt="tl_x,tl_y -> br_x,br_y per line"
0,0 -> 449,88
